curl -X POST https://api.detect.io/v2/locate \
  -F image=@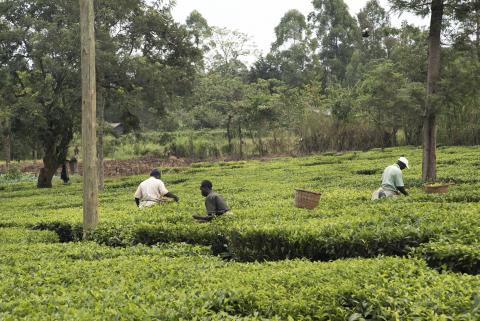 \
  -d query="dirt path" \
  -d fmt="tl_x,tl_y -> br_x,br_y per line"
0,157 -> 190,177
